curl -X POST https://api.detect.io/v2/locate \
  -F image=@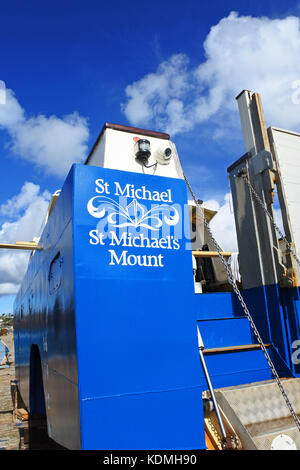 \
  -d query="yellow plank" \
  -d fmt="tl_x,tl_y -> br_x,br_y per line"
0,242 -> 41,250
192,251 -> 232,258
203,344 -> 271,354
15,408 -> 29,422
